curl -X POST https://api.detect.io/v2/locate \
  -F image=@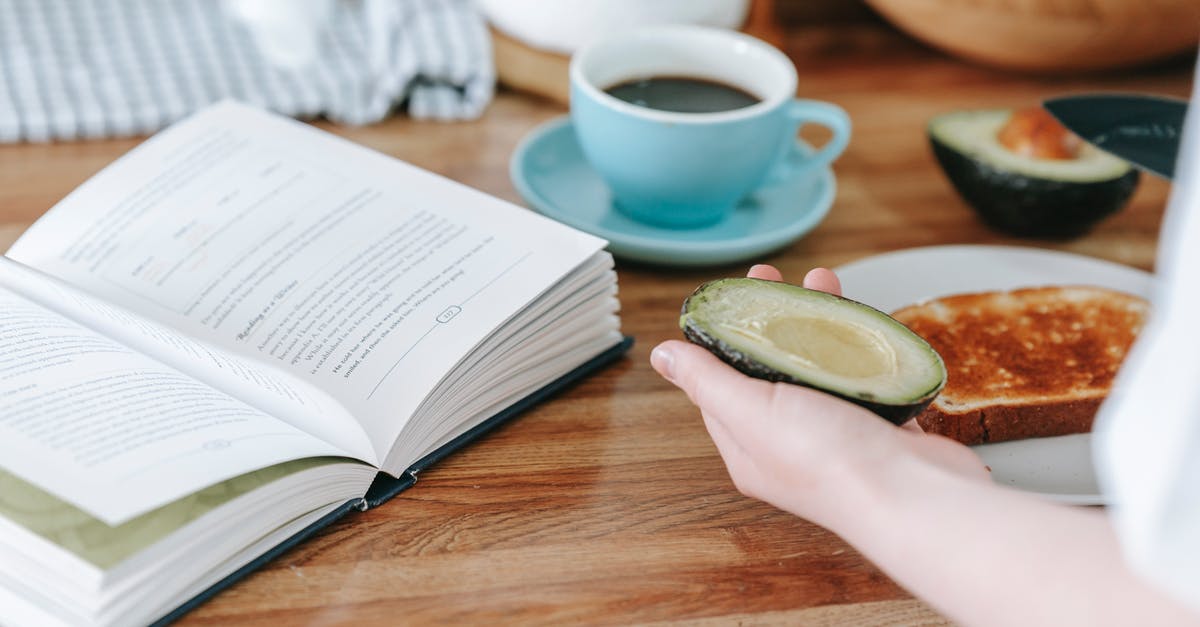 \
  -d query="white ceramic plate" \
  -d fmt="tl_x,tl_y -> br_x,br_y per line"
835,245 -> 1154,504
